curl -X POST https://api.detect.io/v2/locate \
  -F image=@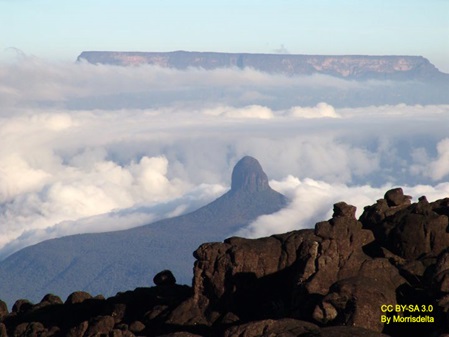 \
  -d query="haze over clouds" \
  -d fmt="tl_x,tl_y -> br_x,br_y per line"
1,57 -> 449,258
